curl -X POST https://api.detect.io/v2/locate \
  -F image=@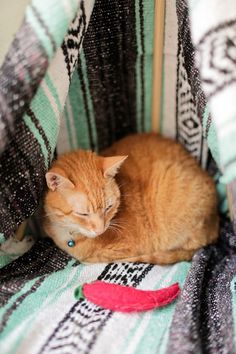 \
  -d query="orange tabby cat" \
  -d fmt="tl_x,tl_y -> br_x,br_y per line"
43,133 -> 219,264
